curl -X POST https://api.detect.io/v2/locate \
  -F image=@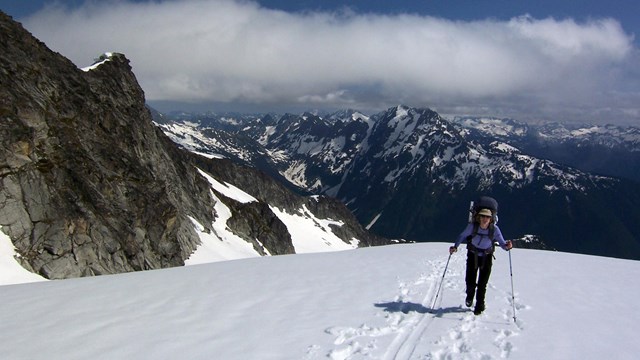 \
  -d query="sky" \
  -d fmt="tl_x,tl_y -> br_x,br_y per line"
2,0 -> 640,124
